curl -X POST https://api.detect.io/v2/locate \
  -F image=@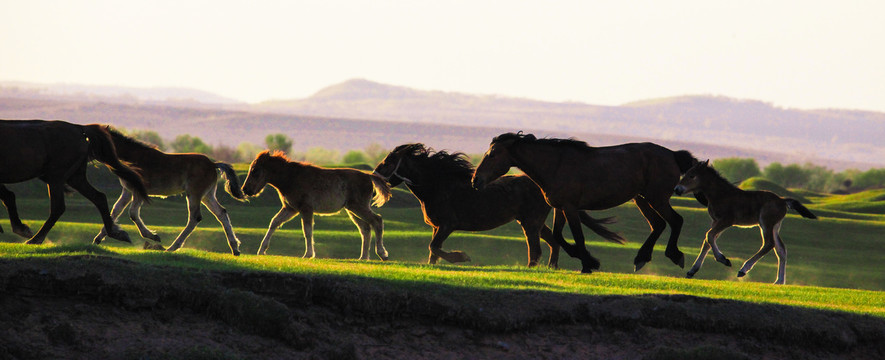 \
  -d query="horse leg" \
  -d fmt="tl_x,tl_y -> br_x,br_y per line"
0,185 -> 33,238
257,207 -> 298,255
539,225 -> 560,269
65,171 -> 130,243
551,208 -> 580,258
347,205 -> 387,260
686,241 -> 711,278
632,197 -> 668,271
347,210 -> 373,260
129,194 -> 161,242
301,210 -> 316,258
165,194 -> 203,252
772,220 -> 787,285
519,221 -> 543,267
647,197 -> 685,268
687,221 -> 731,277
737,219 -> 776,278
203,188 -> 241,256
429,226 -> 470,263
25,182 -> 67,245
563,208 -> 601,273
93,189 -> 132,244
